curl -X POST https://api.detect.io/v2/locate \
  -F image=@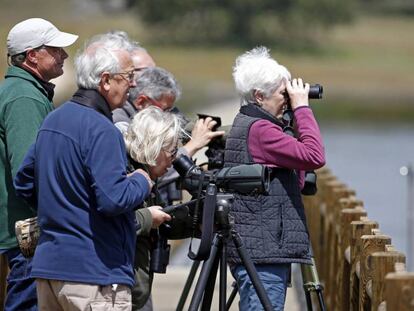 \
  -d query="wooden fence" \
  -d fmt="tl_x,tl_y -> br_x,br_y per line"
303,167 -> 414,310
